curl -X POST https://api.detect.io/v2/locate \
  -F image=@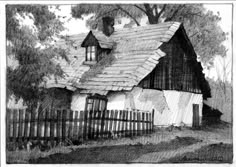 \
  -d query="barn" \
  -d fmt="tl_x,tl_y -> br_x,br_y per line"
44,17 -> 211,127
